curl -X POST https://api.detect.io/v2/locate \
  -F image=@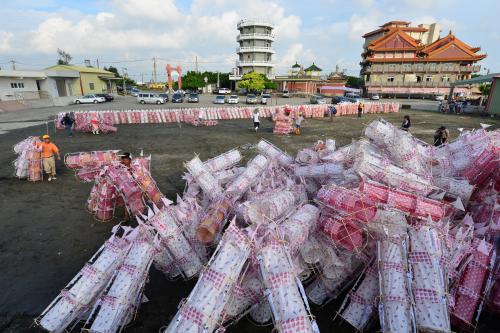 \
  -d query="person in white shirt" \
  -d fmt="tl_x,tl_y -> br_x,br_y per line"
253,109 -> 260,132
